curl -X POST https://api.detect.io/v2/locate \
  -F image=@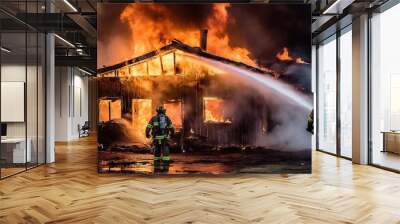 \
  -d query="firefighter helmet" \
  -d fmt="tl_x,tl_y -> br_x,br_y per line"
156,105 -> 166,114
